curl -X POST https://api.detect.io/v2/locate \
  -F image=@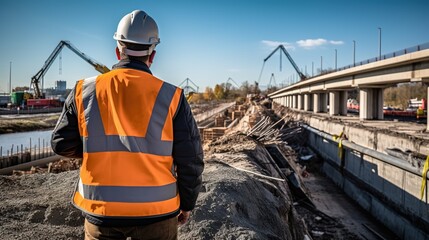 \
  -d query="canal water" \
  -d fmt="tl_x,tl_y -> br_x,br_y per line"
0,129 -> 53,156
